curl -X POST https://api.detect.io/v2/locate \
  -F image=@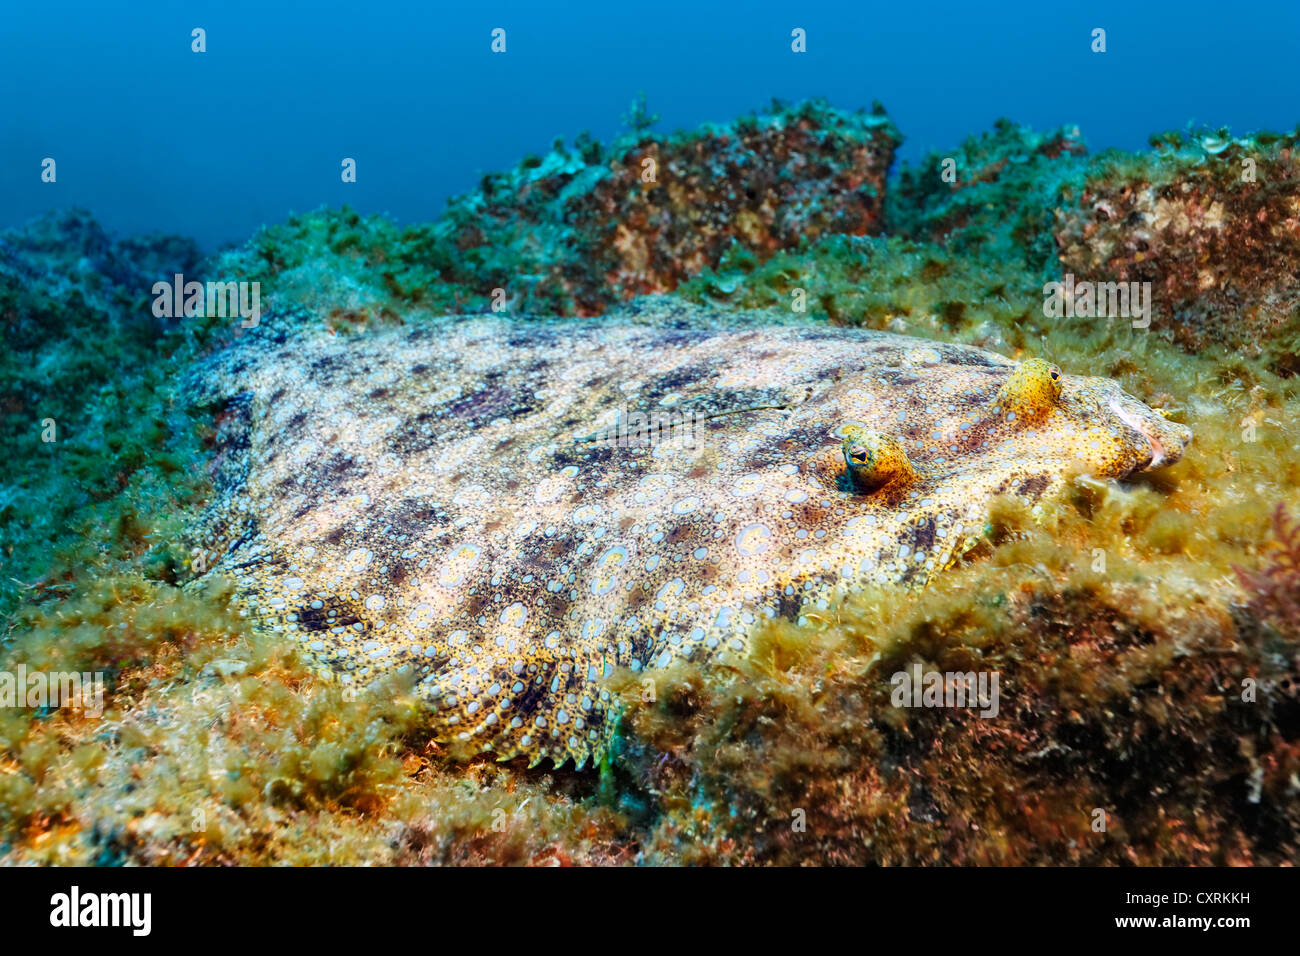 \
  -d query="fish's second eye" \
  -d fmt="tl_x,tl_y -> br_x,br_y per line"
997,357 -> 1063,423
839,427 -> 917,493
